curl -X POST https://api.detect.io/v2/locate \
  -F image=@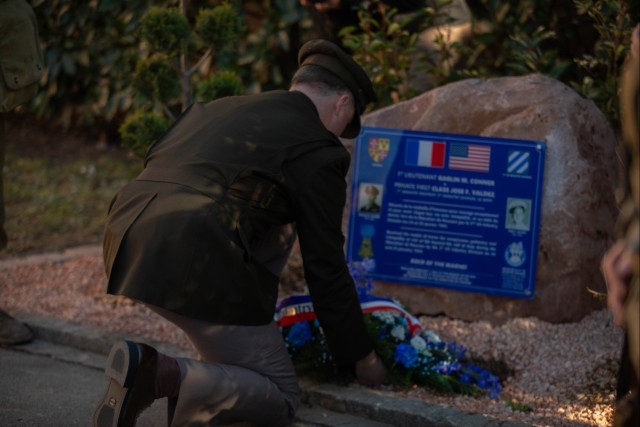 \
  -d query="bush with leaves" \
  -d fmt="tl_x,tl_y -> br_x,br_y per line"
140,7 -> 190,55
31,0 -> 149,131
197,70 -> 244,100
571,0 -> 634,124
339,0 -> 476,110
340,1 -> 427,110
26,0 -> 637,138
458,0 -> 635,126
235,0 -> 313,92
340,0 -> 635,128
119,110 -> 171,158
28,0 -> 311,138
